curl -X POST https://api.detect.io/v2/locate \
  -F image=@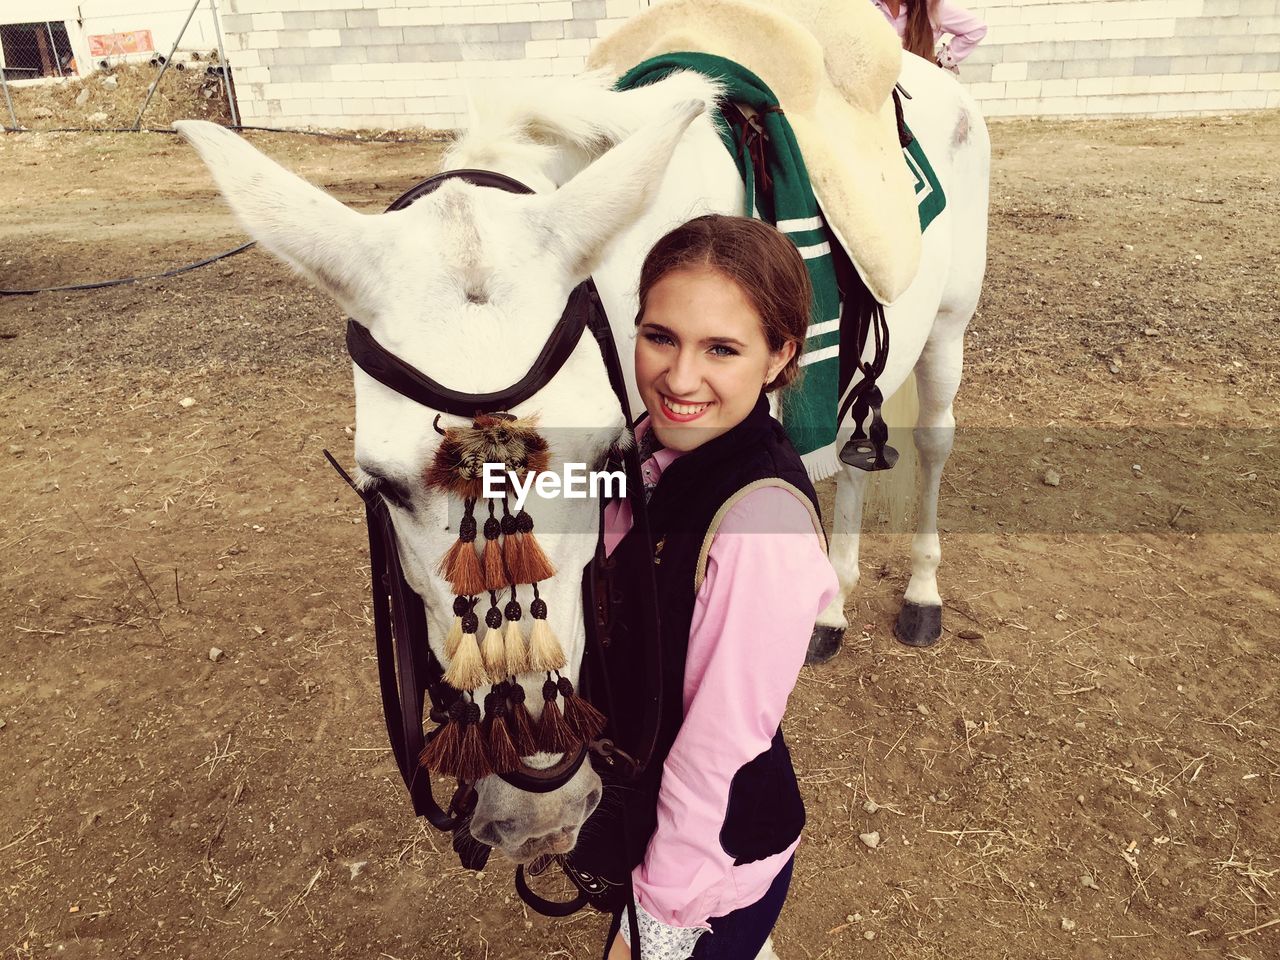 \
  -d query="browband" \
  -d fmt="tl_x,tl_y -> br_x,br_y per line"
346,285 -> 592,417
348,167 -> 593,417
